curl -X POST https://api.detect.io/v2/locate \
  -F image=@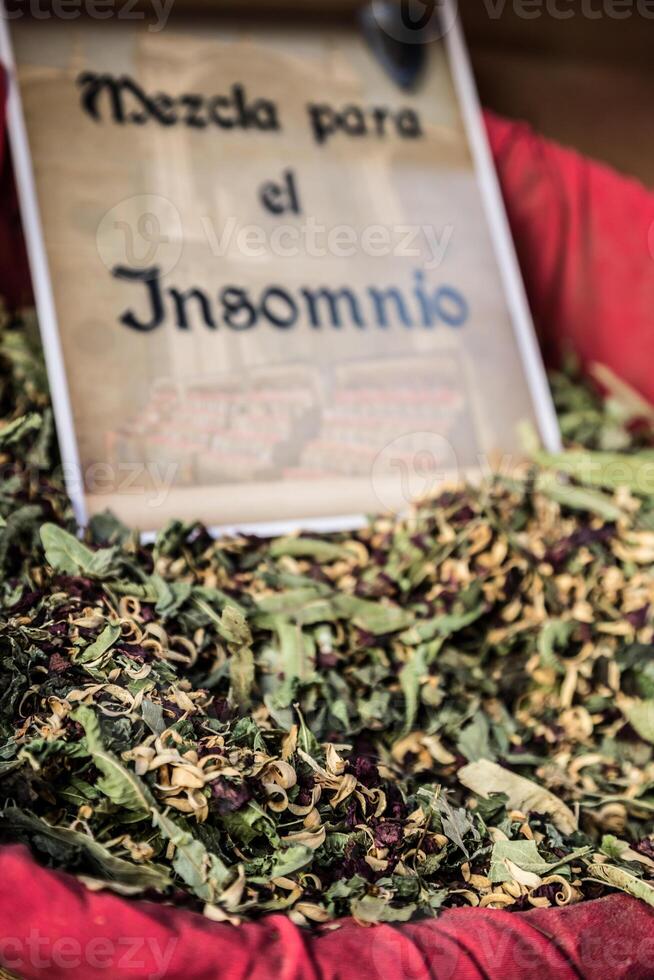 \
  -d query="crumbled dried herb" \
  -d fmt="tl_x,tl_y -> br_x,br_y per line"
0,308 -> 653,926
